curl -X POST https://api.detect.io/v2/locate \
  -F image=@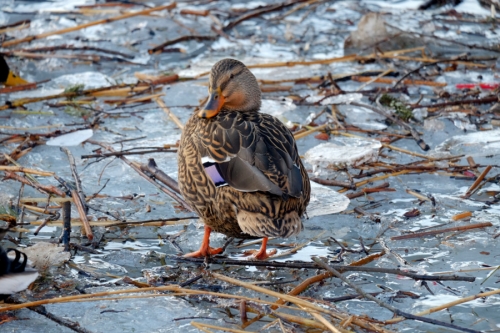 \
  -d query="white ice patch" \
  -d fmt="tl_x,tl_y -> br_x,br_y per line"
306,181 -> 350,218
455,0 -> 495,16
306,93 -> 363,106
47,129 -> 93,147
51,71 -> 116,89
261,98 -> 296,118
361,0 -> 426,10
305,139 -> 381,171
